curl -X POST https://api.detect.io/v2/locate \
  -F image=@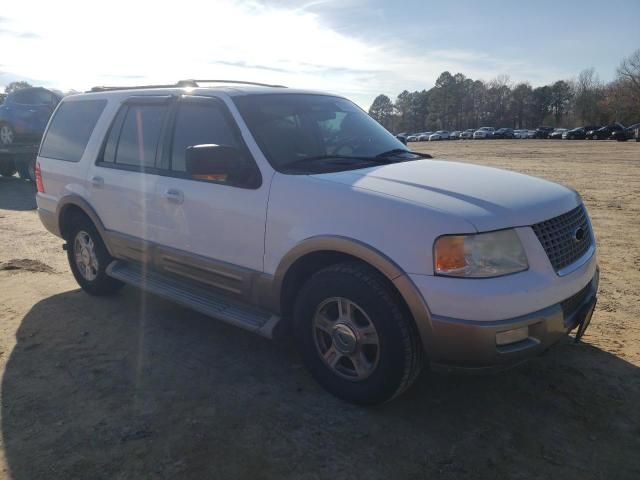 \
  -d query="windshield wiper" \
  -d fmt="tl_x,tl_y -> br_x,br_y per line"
376,148 -> 410,158
376,148 -> 433,159
286,154 -> 394,167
